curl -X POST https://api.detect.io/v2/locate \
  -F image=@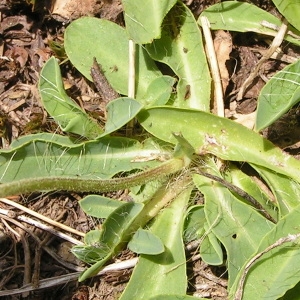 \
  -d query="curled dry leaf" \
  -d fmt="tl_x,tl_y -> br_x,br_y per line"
5,46 -> 29,68
0,15 -> 33,34
50,0 -> 102,22
213,30 -> 232,94
232,111 -> 256,129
